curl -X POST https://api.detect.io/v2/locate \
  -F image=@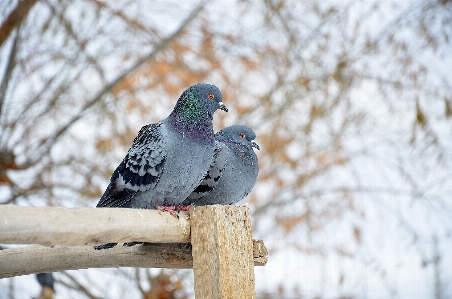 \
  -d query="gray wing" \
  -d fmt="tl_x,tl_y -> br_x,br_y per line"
184,141 -> 227,203
97,123 -> 166,208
